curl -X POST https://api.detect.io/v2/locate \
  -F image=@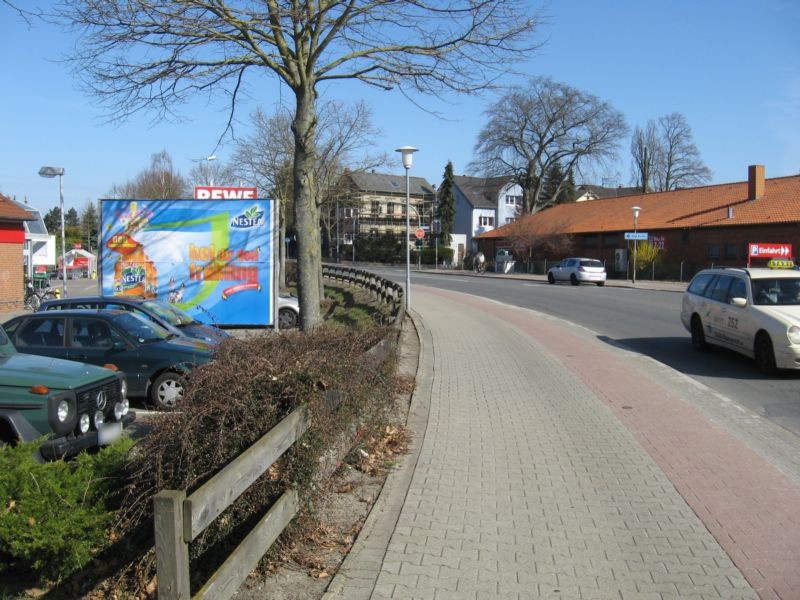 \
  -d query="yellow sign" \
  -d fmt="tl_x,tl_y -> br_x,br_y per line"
767,259 -> 795,269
